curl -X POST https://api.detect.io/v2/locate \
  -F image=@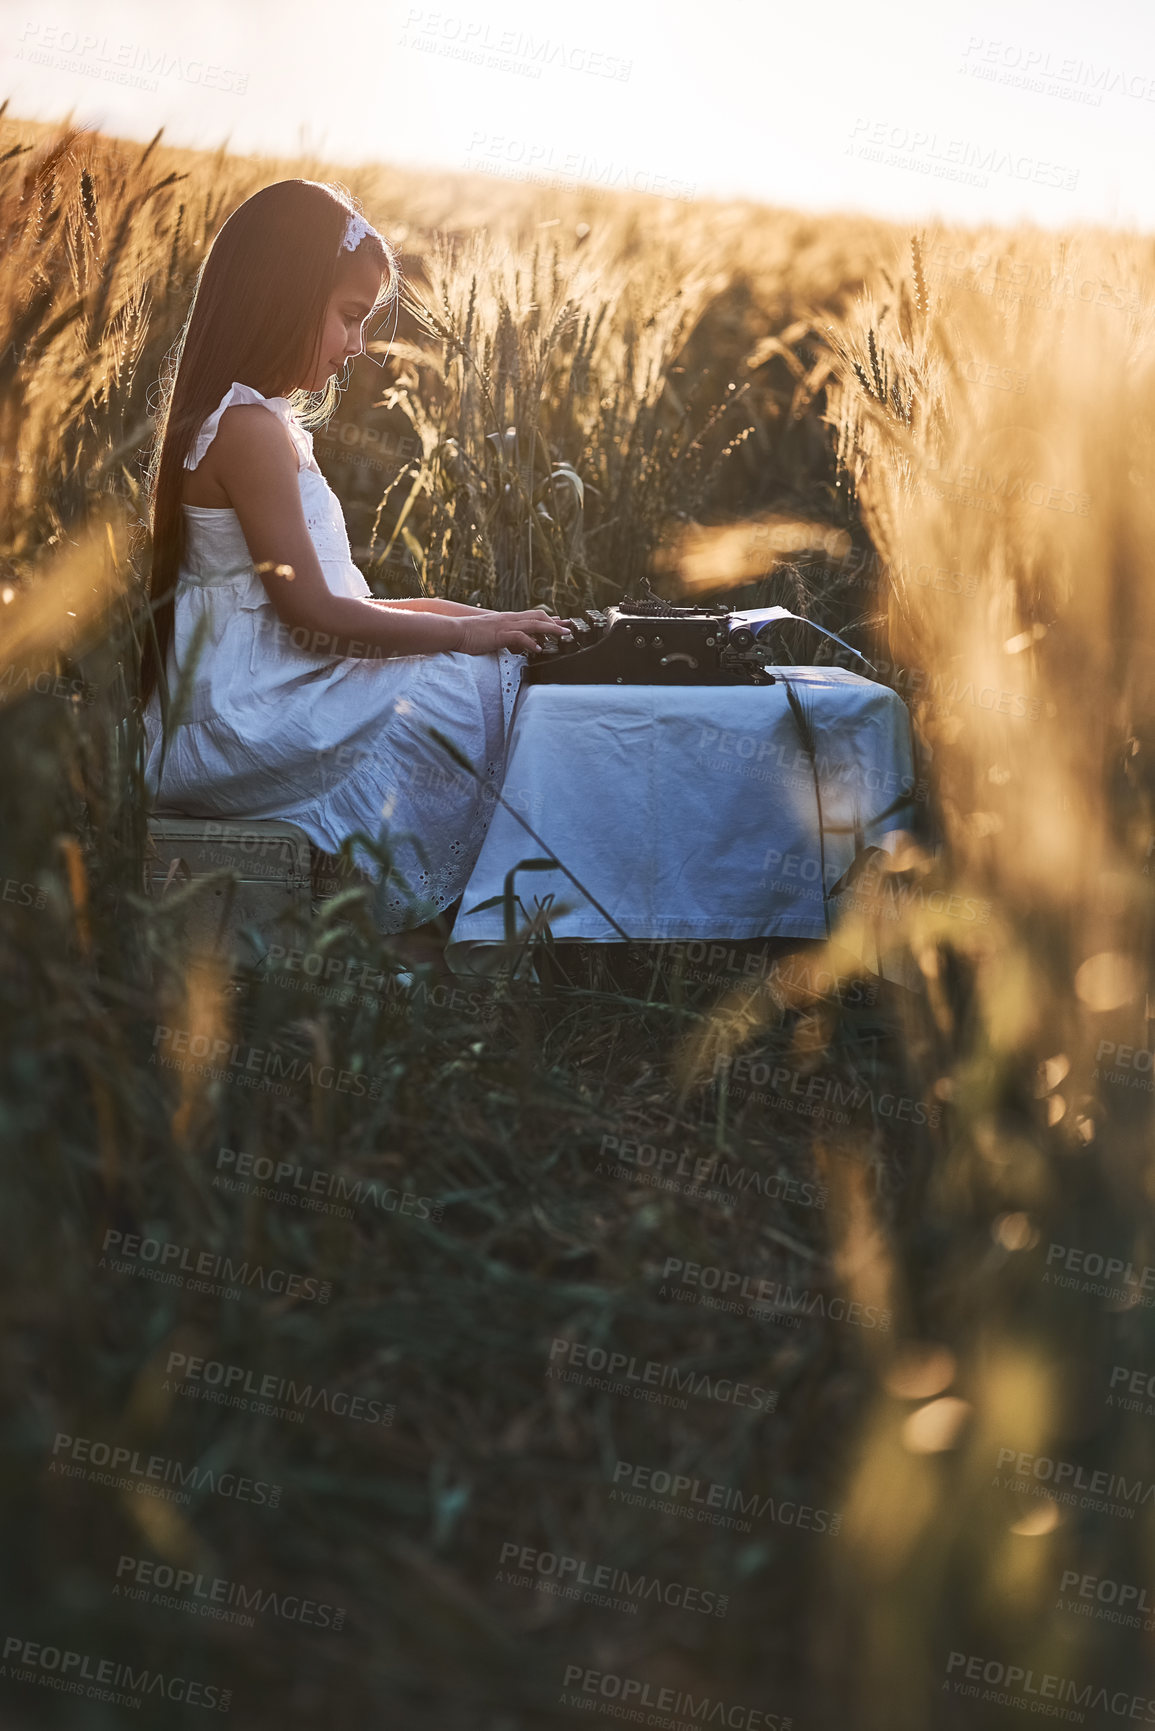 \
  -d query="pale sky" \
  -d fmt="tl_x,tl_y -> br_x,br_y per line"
4,0 -> 1153,229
